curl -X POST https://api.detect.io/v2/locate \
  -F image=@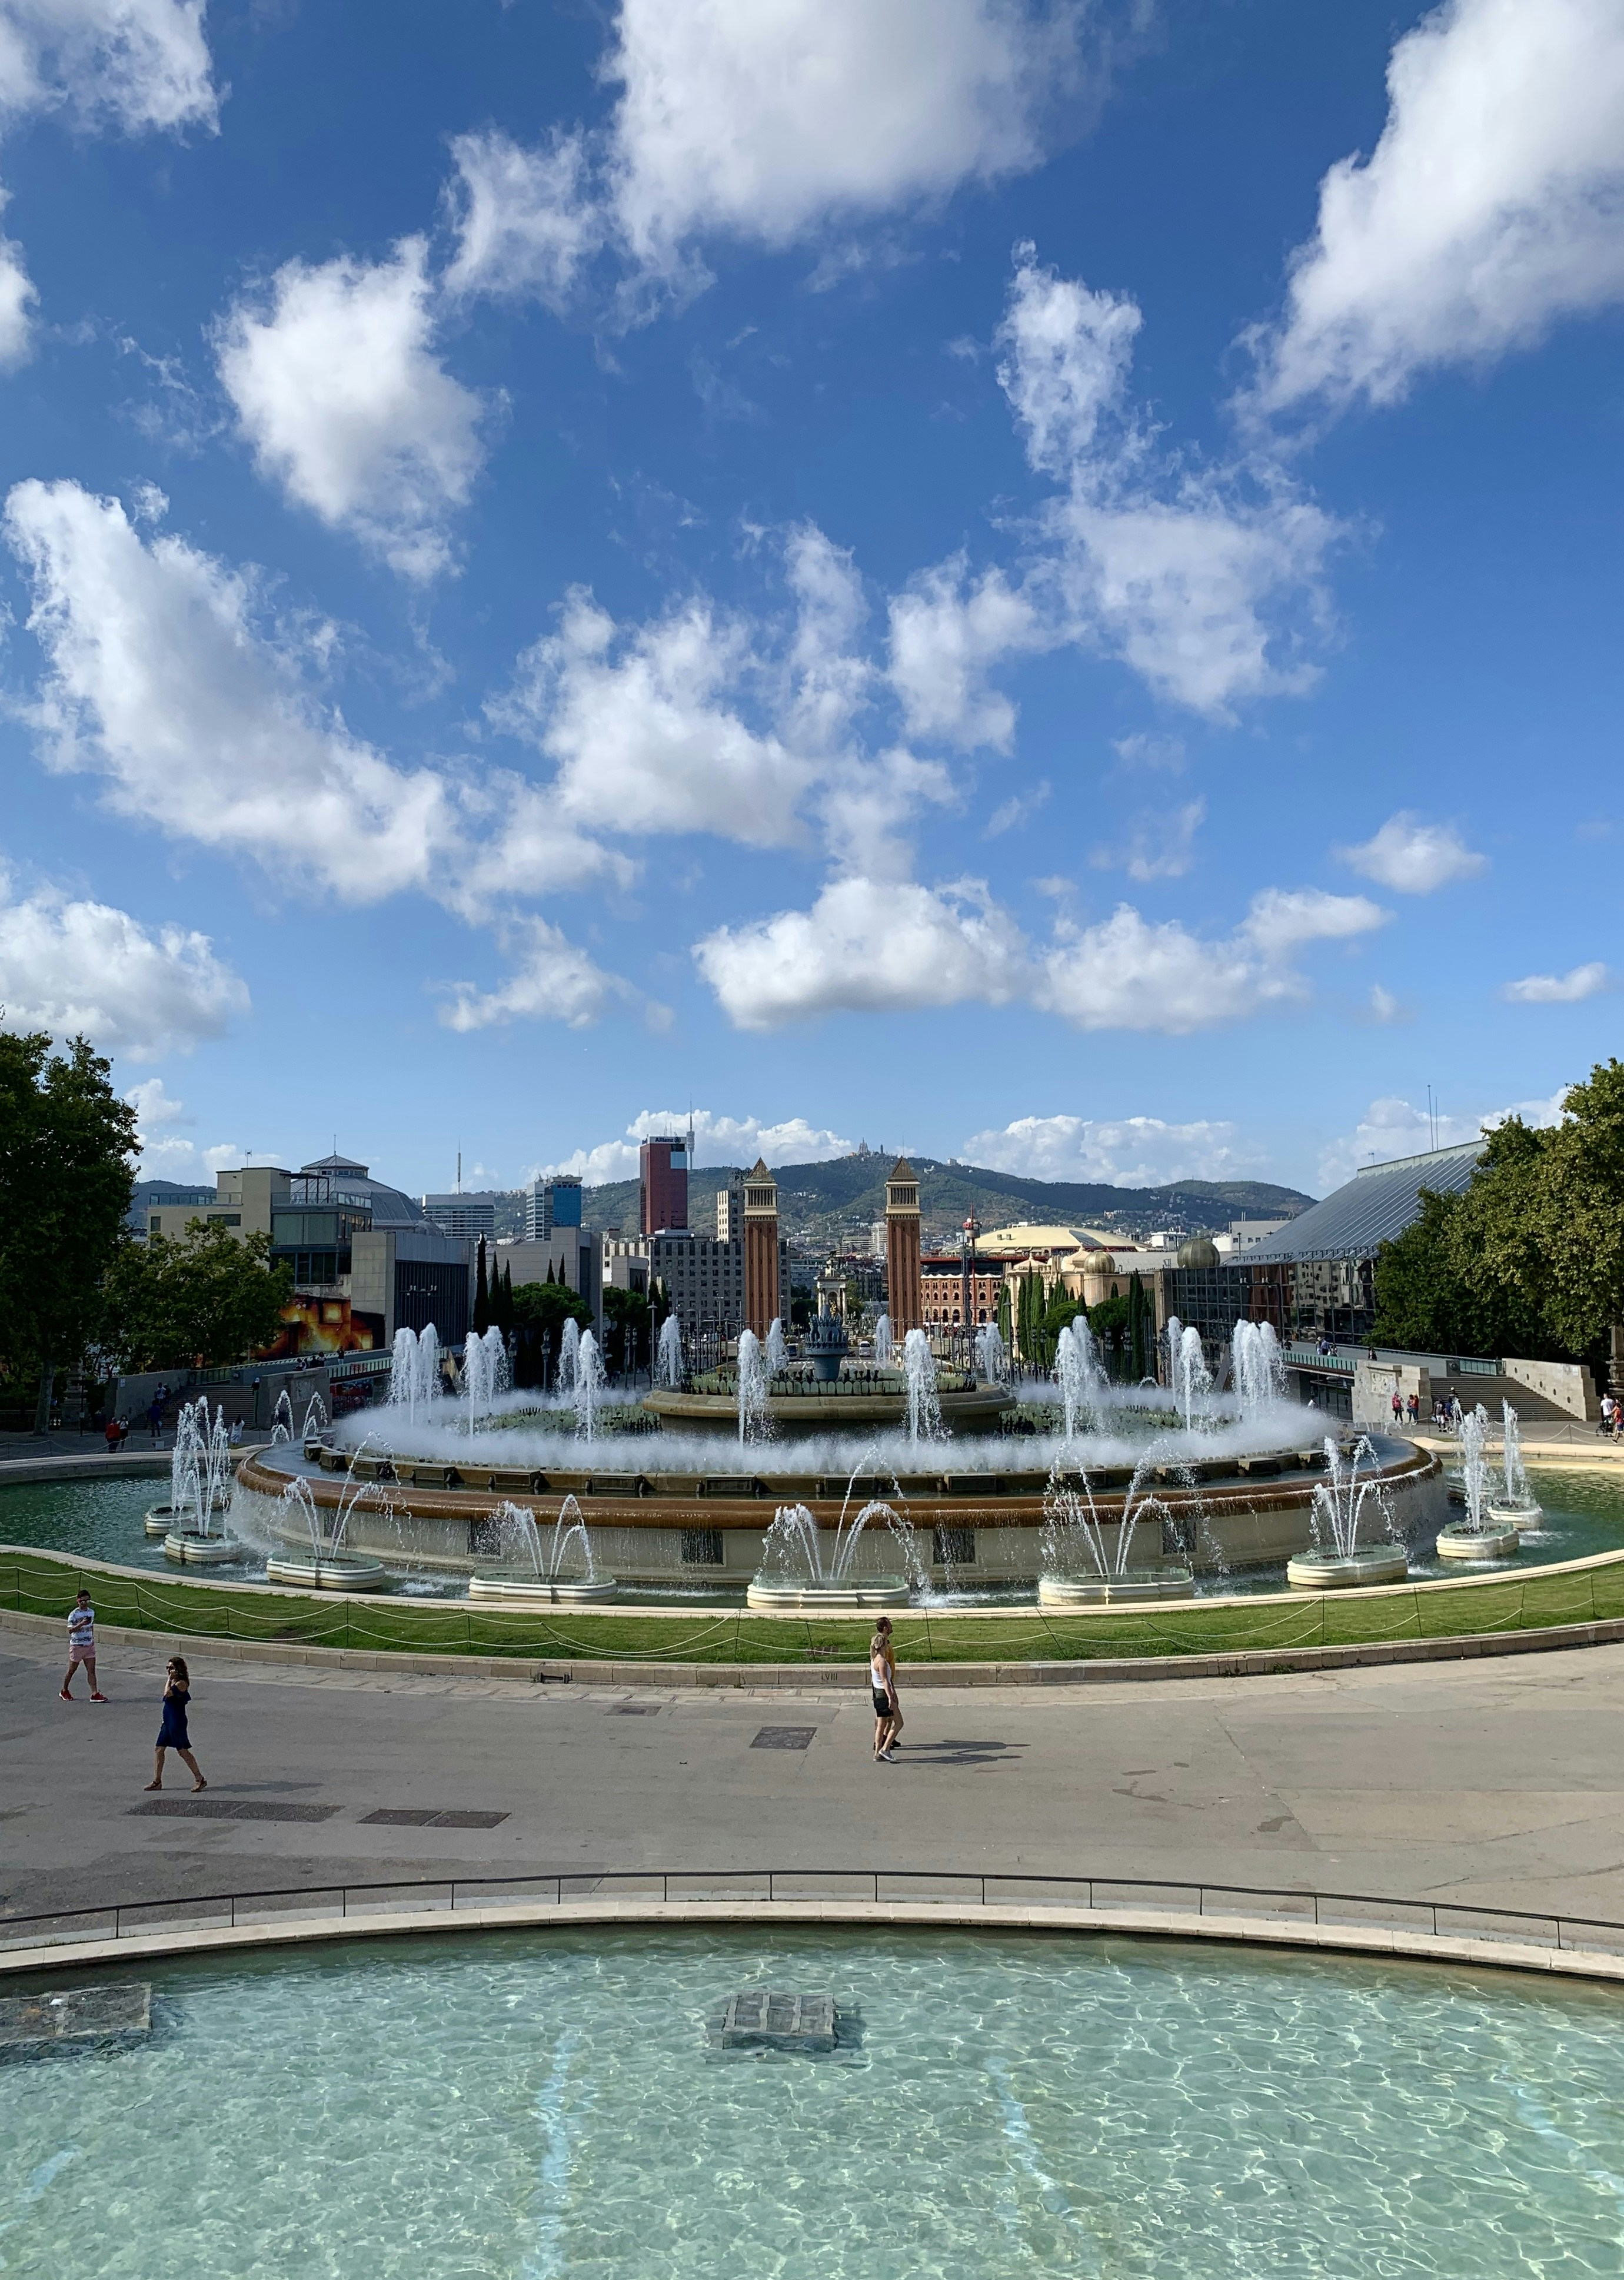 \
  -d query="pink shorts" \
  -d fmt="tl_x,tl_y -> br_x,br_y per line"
68,1643 -> 94,1661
